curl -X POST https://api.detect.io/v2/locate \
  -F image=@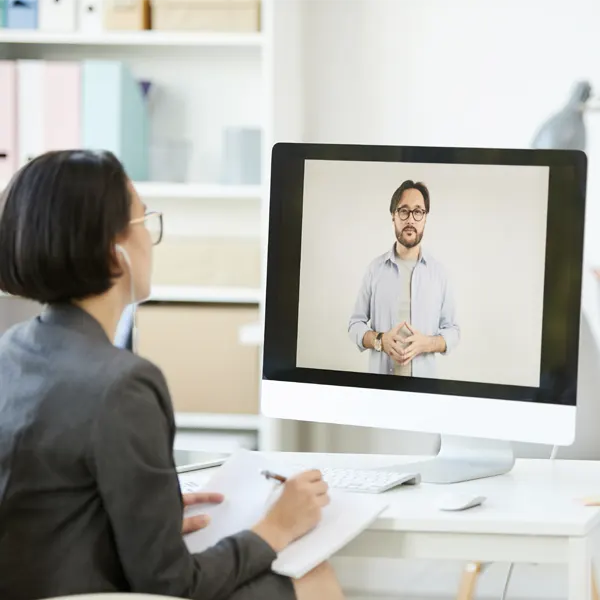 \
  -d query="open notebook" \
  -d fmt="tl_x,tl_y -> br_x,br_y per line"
181,449 -> 389,579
